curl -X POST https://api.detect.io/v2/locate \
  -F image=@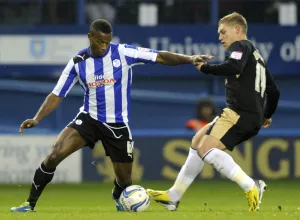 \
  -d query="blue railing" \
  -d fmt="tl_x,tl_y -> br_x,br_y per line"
1,79 -> 300,109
